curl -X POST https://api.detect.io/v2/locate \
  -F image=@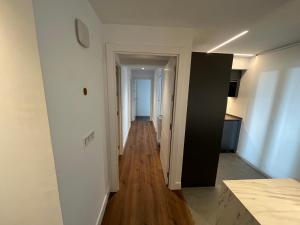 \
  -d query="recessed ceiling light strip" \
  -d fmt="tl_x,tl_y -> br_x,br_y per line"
207,30 -> 248,53
234,53 -> 254,57
257,40 -> 300,56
